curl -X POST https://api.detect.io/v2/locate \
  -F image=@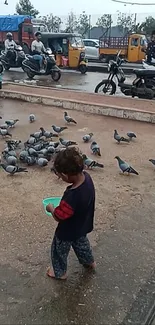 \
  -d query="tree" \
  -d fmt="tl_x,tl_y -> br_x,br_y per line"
16,0 -> 39,17
65,11 -> 78,33
76,11 -> 90,37
137,16 -> 155,36
96,14 -> 113,30
41,14 -> 62,32
117,12 -> 135,35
